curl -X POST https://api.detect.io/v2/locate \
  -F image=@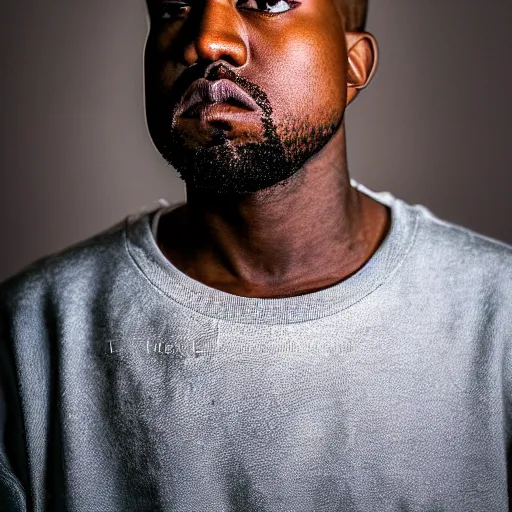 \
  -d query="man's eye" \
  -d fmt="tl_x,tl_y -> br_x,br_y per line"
159,1 -> 191,20
236,0 -> 299,14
